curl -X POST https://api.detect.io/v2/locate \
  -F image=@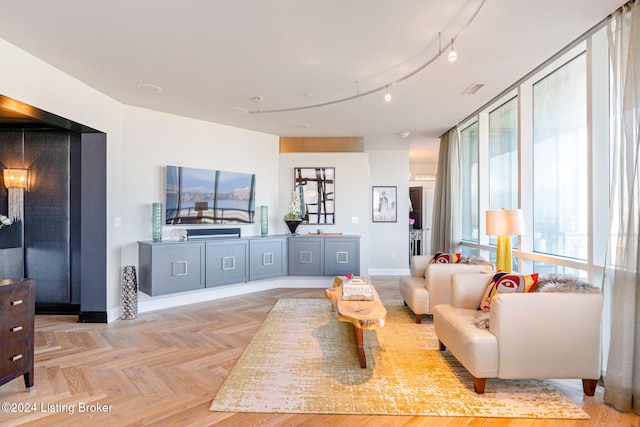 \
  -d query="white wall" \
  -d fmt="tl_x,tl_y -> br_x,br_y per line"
116,106 -> 281,318
367,149 -> 411,275
119,106 -> 281,298
121,105 -> 280,245
278,152 -> 370,274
